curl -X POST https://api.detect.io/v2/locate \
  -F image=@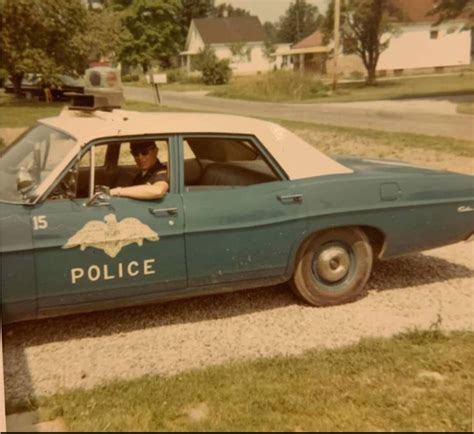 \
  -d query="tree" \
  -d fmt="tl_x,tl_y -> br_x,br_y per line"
278,0 -> 322,44
262,22 -> 279,64
213,3 -> 251,17
117,0 -> 183,72
85,7 -> 126,65
431,0 -> 473,27
263,21 -> 280,44
179,0 -> 215,41
0,0 -> 90,97
323,0 -> 402,85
